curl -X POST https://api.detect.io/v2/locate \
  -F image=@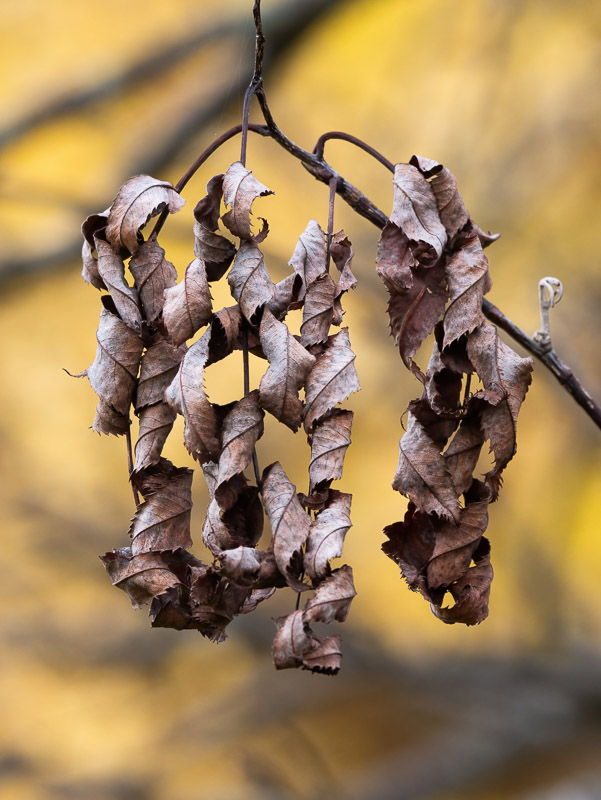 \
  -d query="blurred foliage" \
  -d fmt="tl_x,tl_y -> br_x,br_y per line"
1,0 -> 601,798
